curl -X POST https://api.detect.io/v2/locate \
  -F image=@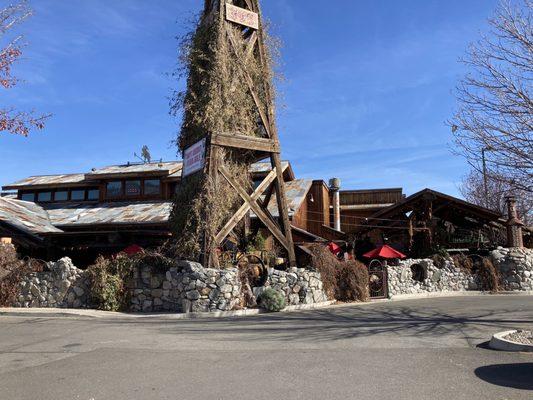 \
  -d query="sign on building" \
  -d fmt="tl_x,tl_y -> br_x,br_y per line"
182,138 -> 206,177
225,3 -> 259,30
